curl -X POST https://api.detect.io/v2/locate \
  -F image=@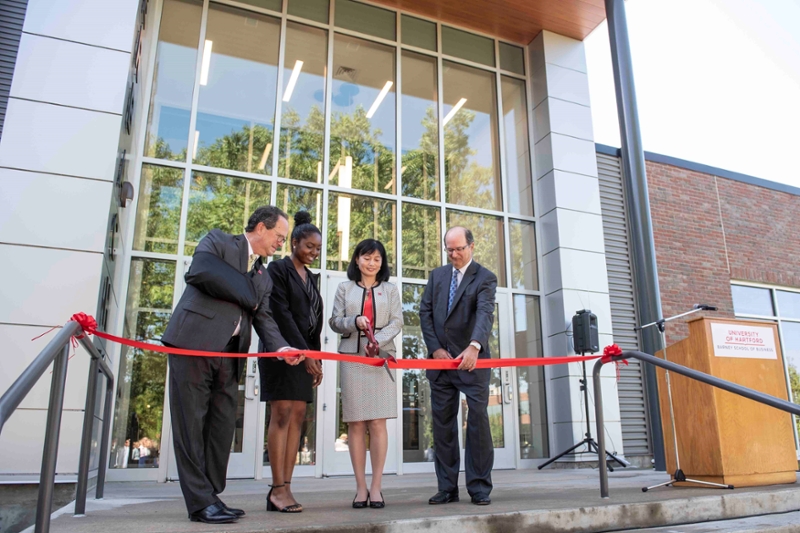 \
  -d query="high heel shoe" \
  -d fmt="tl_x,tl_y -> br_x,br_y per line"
267,484 -> 302,513
285,481 -> 303,511
369,491 -> 385,509
352,492 -> 369,509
